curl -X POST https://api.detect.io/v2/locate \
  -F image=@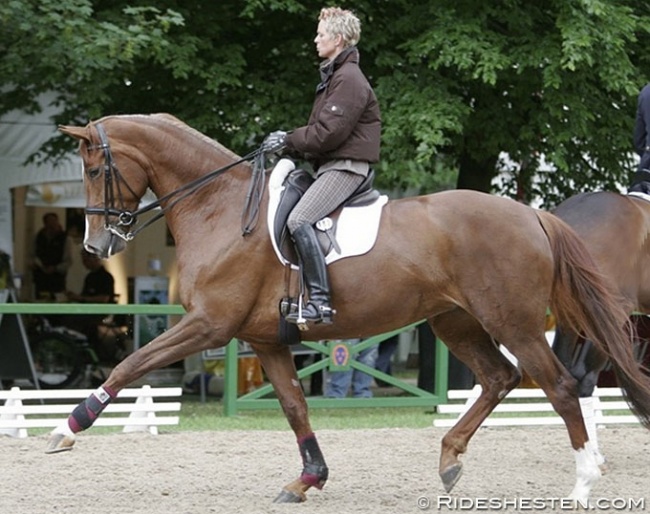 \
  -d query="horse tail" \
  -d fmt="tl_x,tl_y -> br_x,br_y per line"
536,210 -> 650,429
